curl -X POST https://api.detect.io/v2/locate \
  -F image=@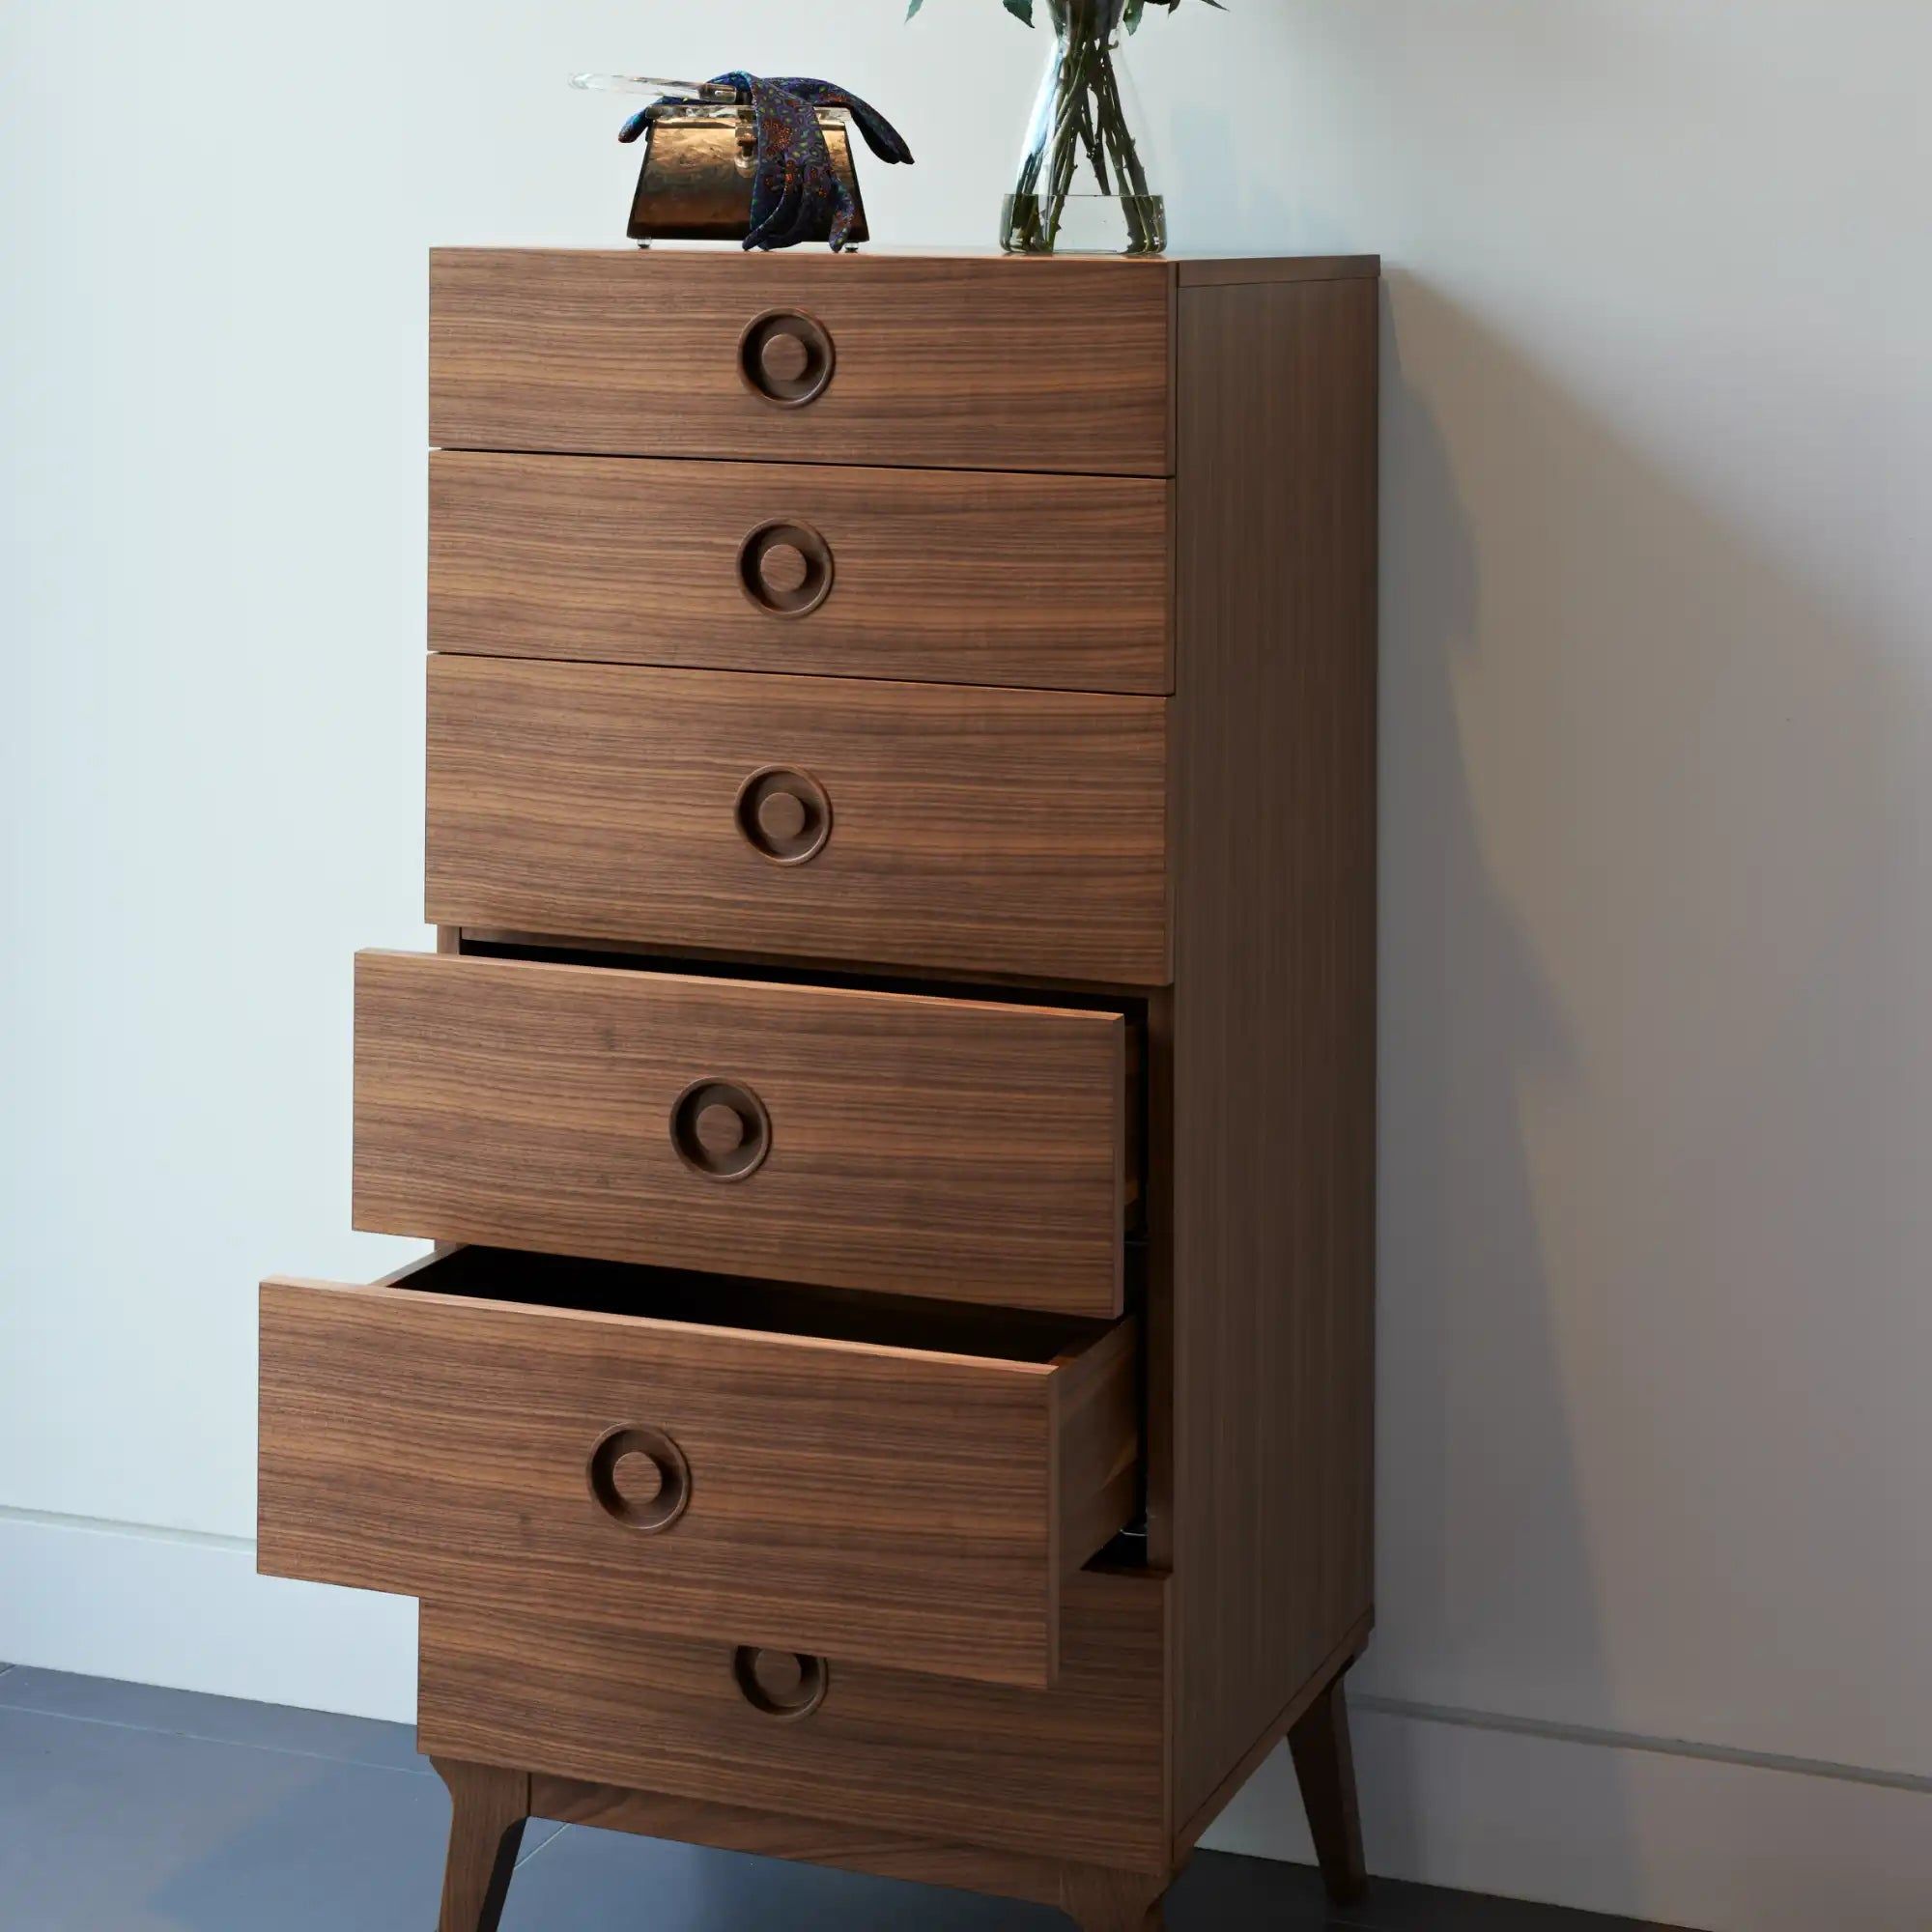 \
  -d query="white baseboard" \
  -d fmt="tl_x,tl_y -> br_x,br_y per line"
6,1512 -> 1927,1931
1203,1701 -> 1932,1931
0,1509 -> 416,1723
